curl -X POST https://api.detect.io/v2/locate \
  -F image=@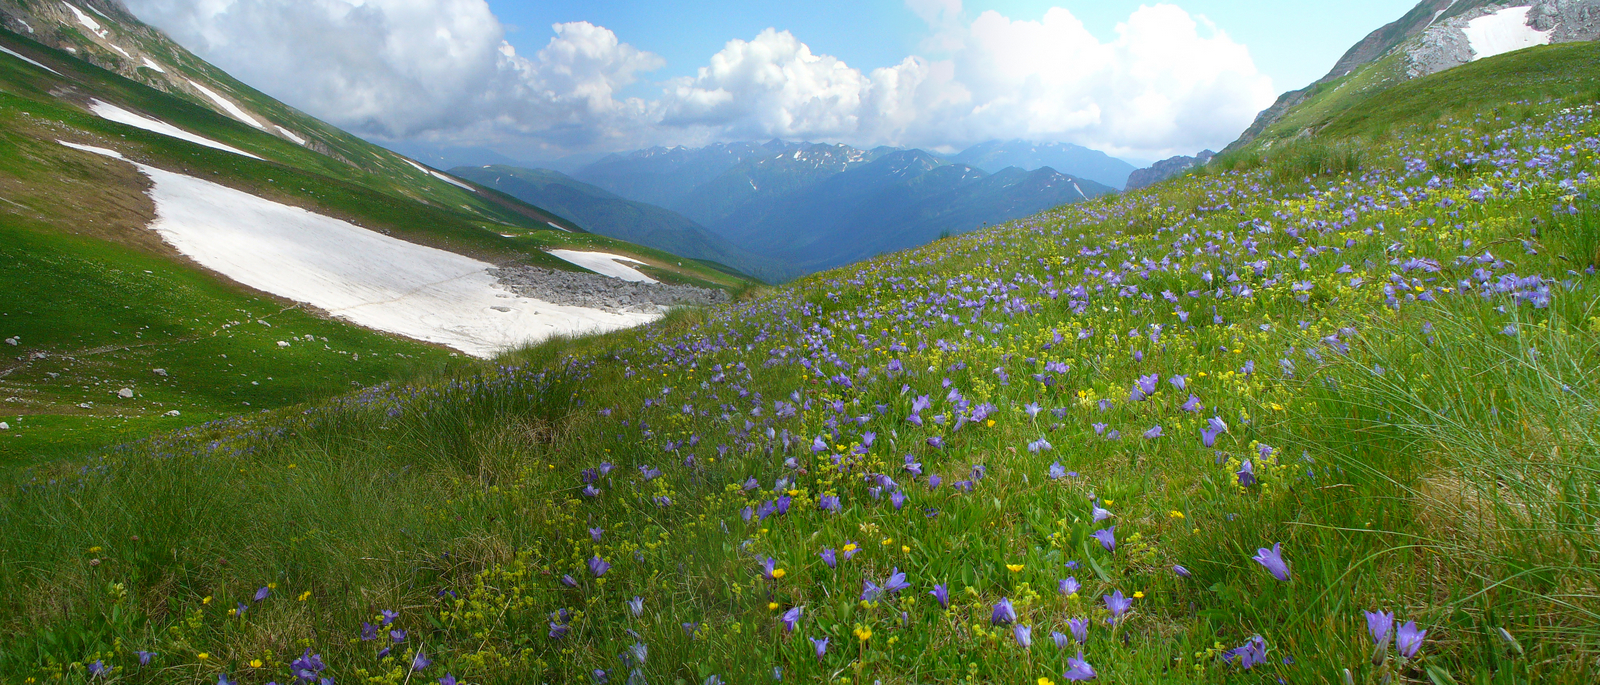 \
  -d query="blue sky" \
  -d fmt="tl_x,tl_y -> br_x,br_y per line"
490,0 -> 1419,97
125,0 -> 1426,160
